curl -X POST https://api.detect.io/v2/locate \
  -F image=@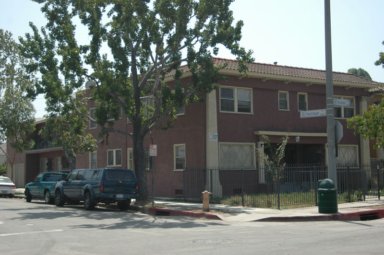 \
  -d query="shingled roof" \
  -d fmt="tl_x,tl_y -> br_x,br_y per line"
211,58 -> 381,88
